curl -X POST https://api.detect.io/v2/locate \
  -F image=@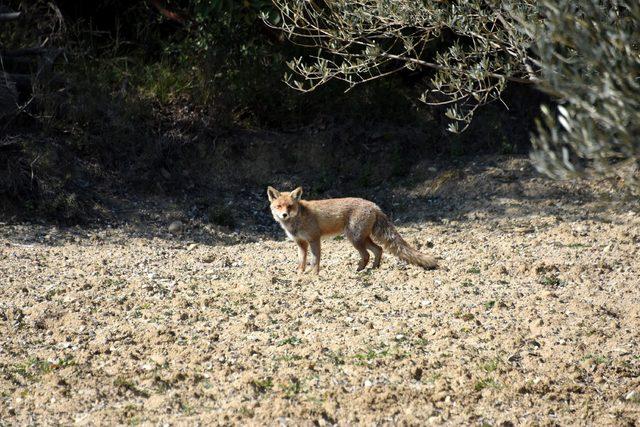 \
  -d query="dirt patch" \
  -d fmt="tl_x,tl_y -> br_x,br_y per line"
1,157 -> 639,425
